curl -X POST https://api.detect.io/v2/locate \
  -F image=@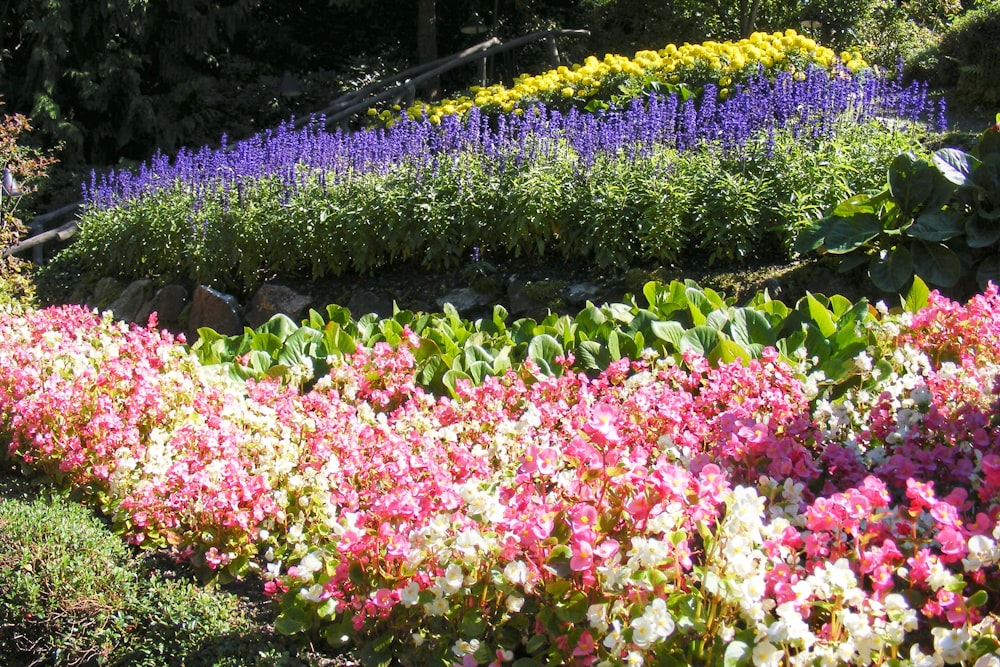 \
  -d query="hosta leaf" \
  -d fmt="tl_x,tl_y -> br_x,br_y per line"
869,246 -> 914,292
965,217 -> 1000,247
730,307 -> 774,348
679,326 -> 720,356
932,147 -> 978,186
527,334 -> 563,375
903,275 -> 930,313
821,214 -> 883,254
911,241 -> 961,287
976,255 -> 1000,289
